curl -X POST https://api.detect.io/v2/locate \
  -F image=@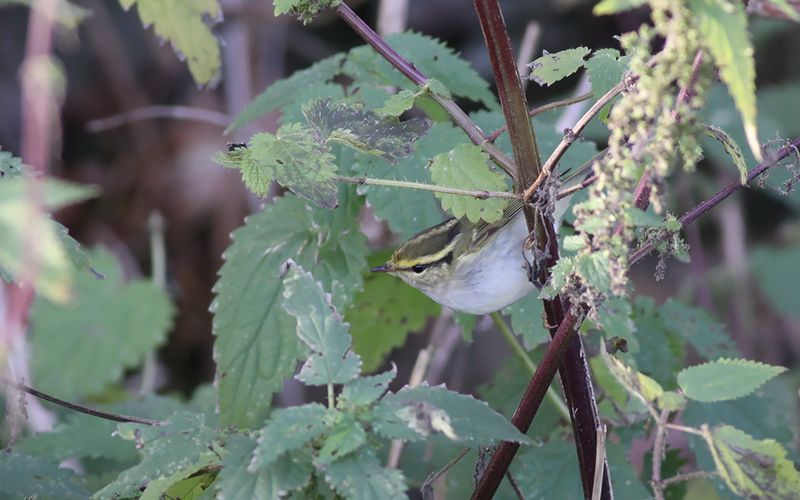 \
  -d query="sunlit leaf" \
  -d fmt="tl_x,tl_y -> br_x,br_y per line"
593,0 -> 647,15
528,47 -> 590,86
678,359 -> 786,402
